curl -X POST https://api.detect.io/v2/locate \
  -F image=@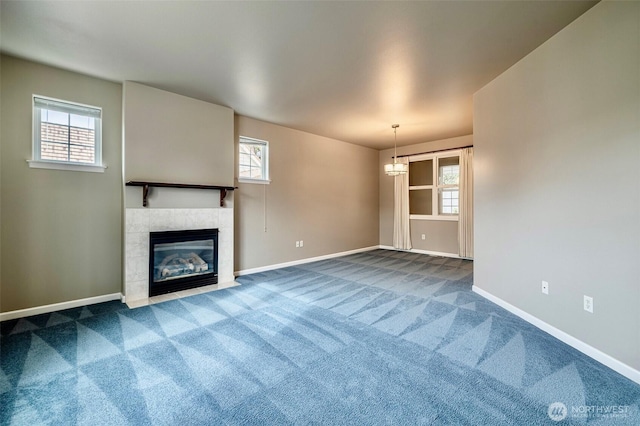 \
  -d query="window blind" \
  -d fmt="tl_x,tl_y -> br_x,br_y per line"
239,136 -> 267,146
34,96 -> 101,119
